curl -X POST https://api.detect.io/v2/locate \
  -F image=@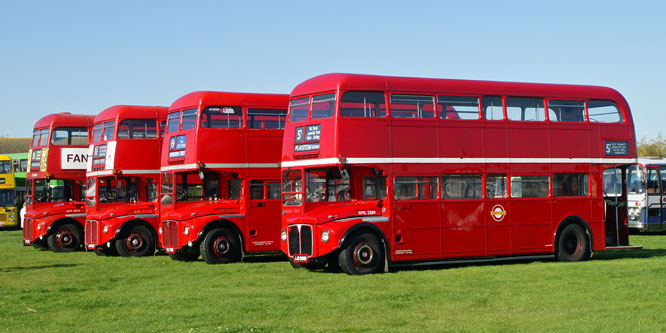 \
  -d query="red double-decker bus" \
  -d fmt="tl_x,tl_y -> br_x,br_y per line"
84,105 -> 168,256
23,113 -> 94,251
159,91 -> 288,264
280,73 -> 639,275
